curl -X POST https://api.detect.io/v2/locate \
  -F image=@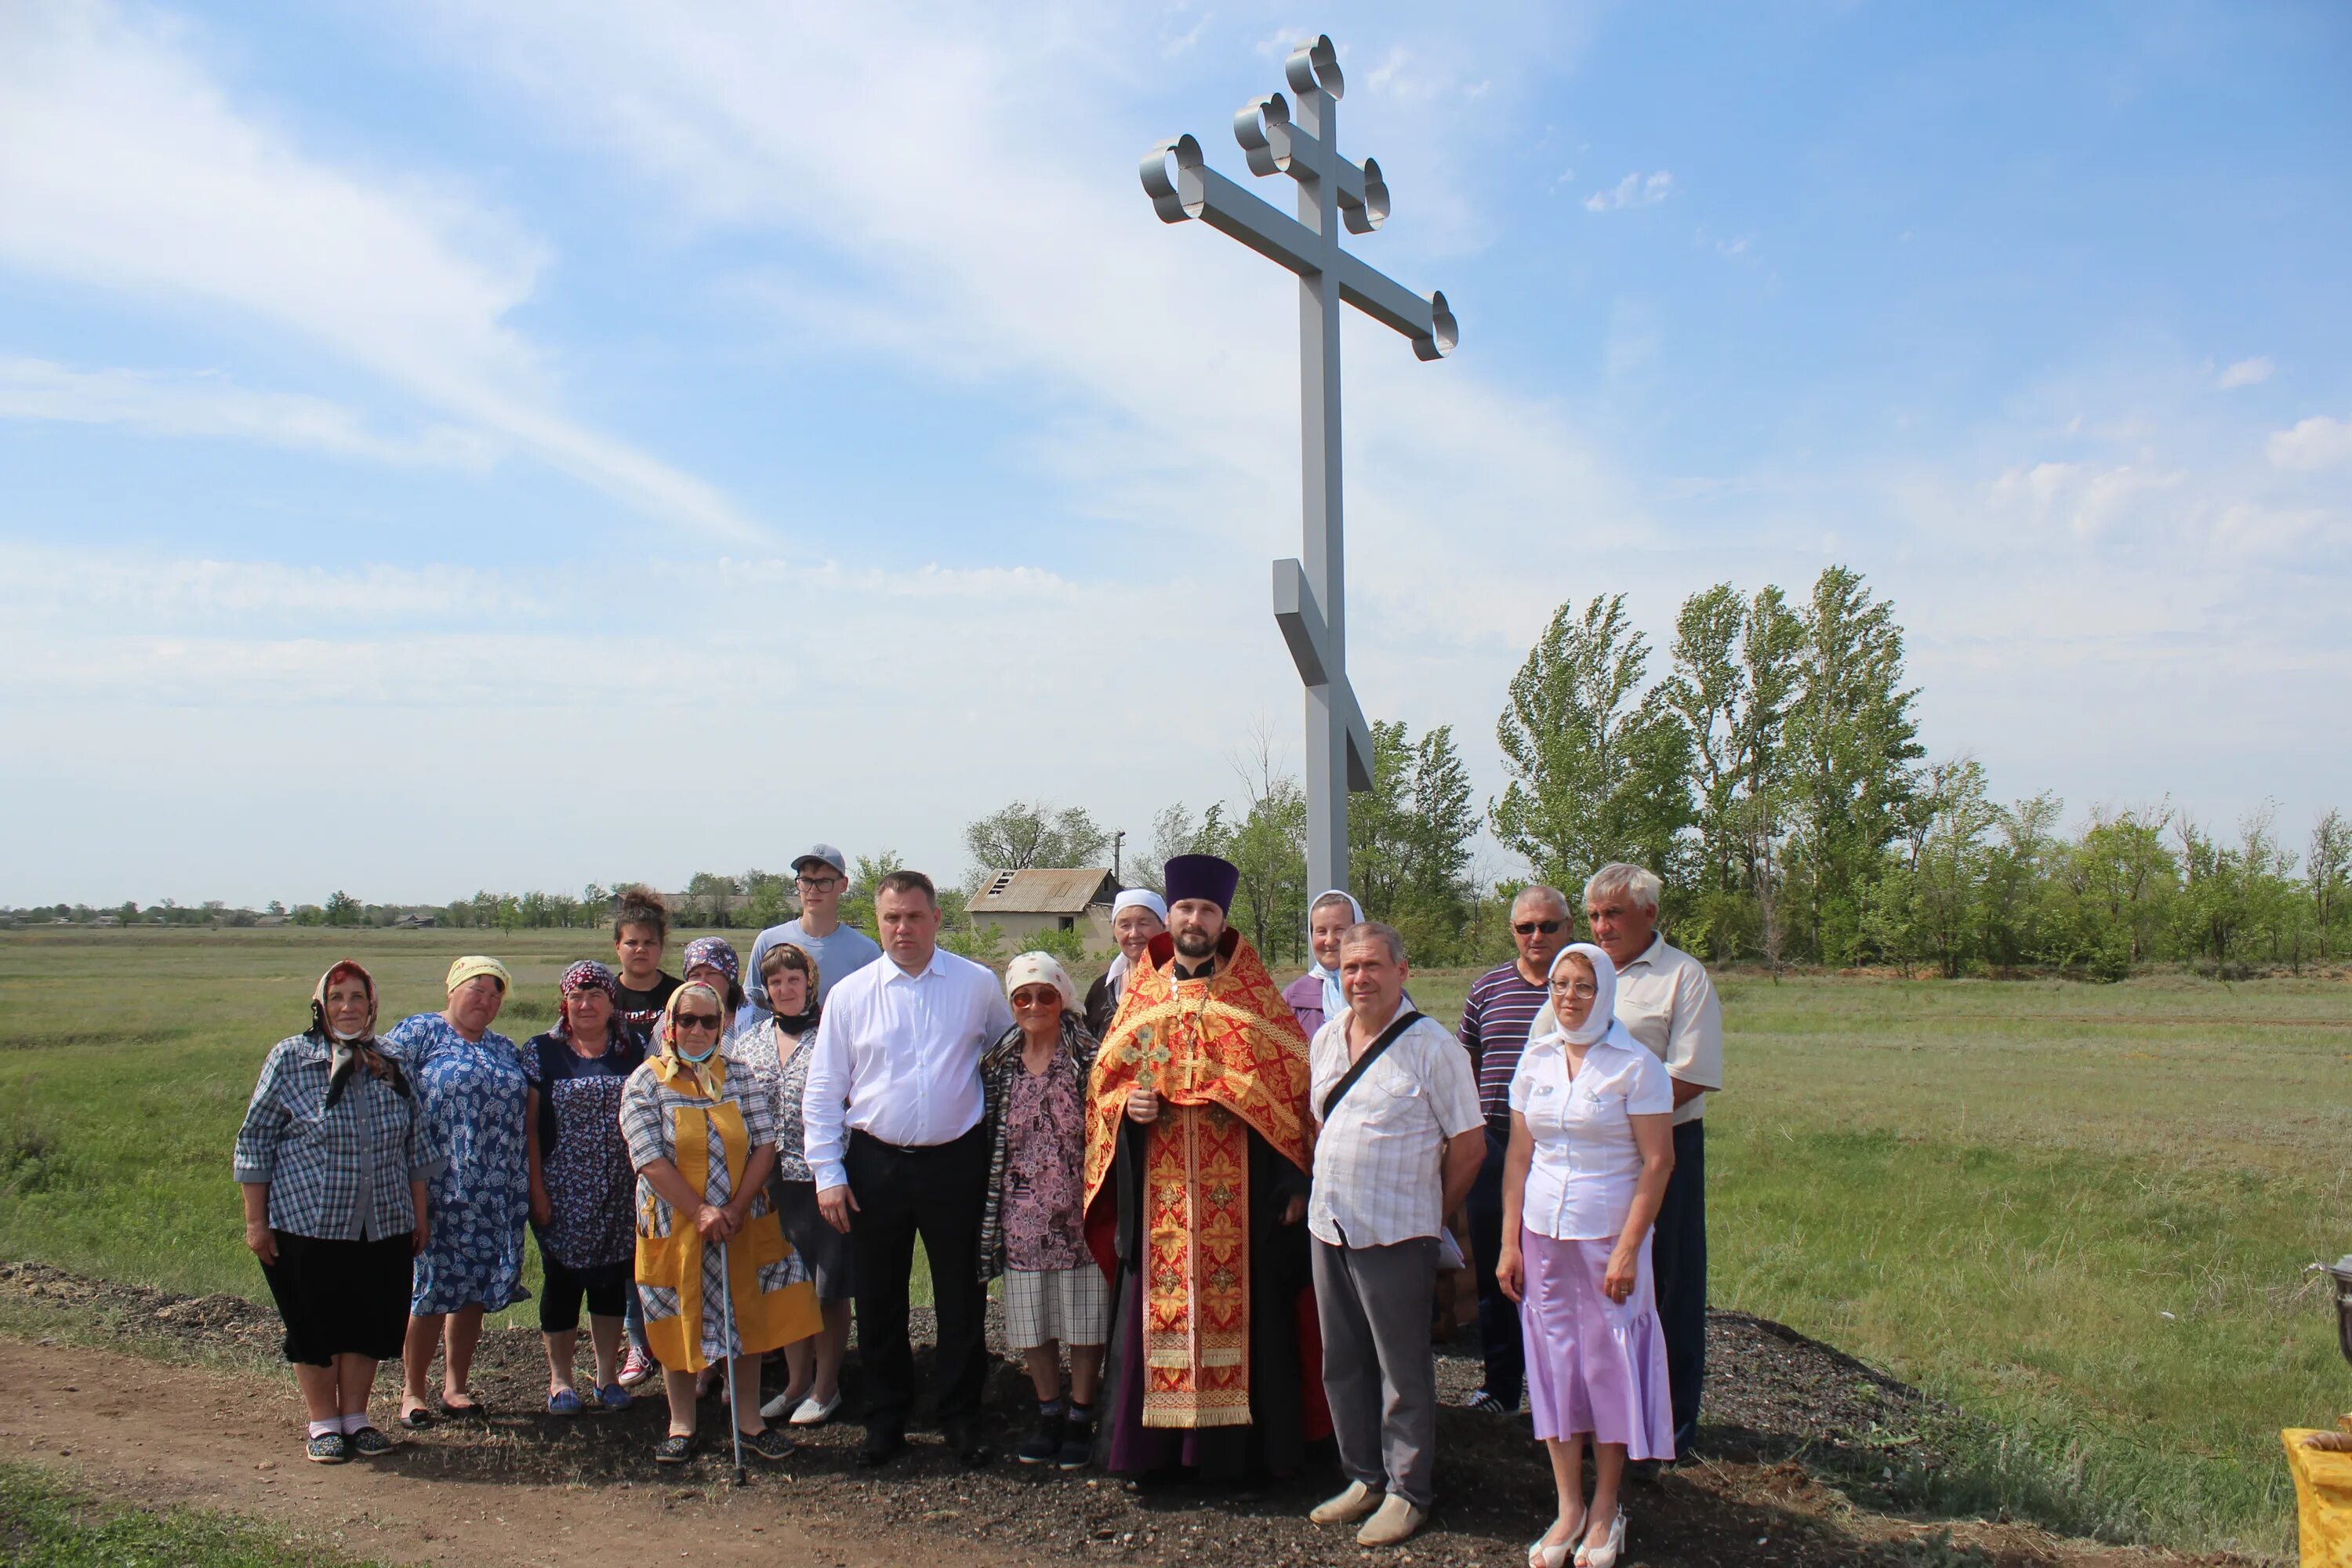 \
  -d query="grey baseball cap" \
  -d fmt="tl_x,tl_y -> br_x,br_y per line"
792,844 -> 848,877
